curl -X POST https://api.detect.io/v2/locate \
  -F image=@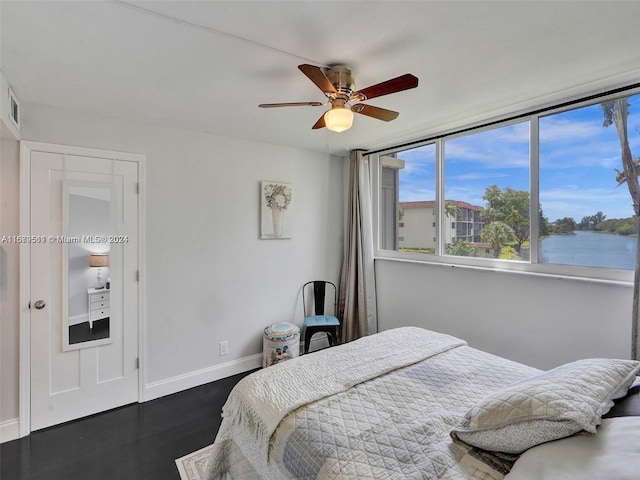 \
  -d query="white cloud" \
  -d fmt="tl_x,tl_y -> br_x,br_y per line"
539,116 -> 603,142
444,185 -> 485,207
540,186 -> 633,221
450,172 -> 509,181
394,94 -> 640,220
